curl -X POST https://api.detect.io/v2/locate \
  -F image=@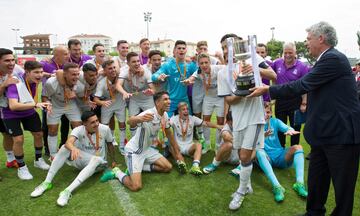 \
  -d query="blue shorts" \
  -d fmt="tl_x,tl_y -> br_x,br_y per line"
269,148 -> 293,169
